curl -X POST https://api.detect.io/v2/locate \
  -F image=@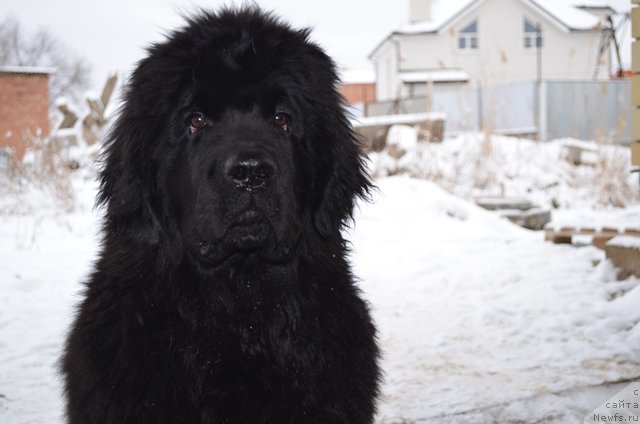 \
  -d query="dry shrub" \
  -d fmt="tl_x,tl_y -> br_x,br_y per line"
0,133 -> 77,215
367,131 -> 639,209
593,145 -> 639,207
